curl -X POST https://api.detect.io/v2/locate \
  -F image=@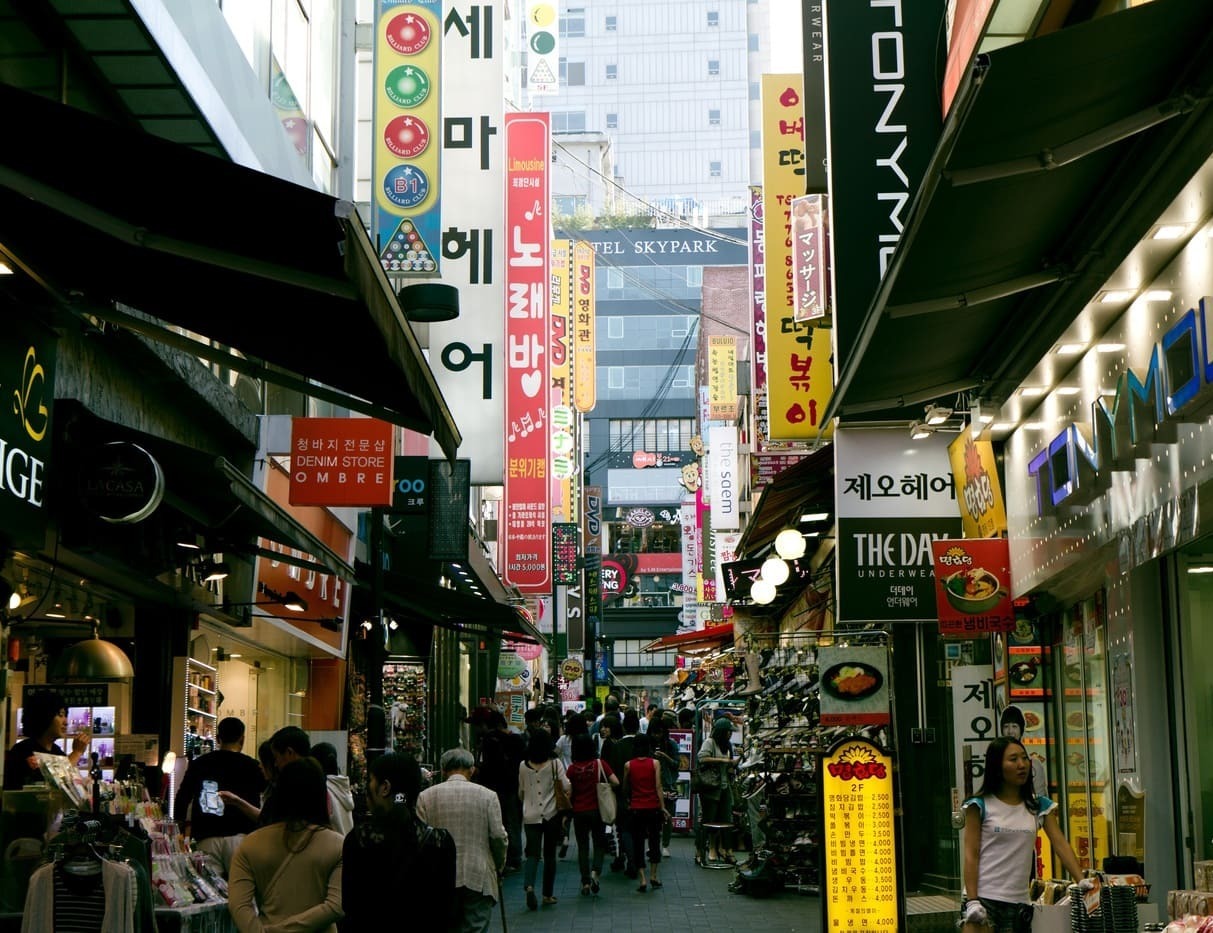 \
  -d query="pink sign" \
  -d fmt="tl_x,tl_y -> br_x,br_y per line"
749,186 -> 766,391
791,195 -> 829,322
502,113 -> 552,593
